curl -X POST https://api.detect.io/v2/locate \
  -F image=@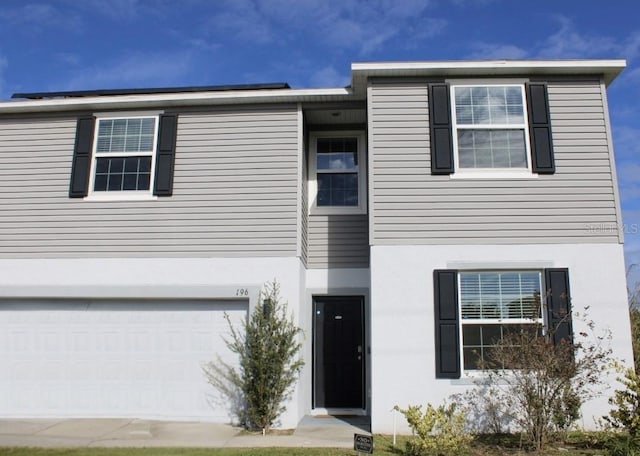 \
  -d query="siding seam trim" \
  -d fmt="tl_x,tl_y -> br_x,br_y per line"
296,103 -> 303,258
367,82 -> 375,246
